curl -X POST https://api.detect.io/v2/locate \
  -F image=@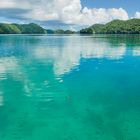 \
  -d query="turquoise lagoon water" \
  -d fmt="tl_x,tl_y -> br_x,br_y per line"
0,35 -> 140,140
